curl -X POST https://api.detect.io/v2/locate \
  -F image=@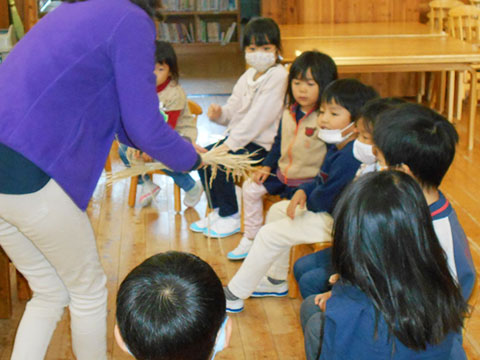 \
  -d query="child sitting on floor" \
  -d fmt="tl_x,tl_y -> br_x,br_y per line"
293,97 -> 406,298
190,17 -> 288,238
301,171 -> 468,360
228,50 -> 338,260
224,79 -> 378,313
119,41 -> 203,207
115,251 -> 232,360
